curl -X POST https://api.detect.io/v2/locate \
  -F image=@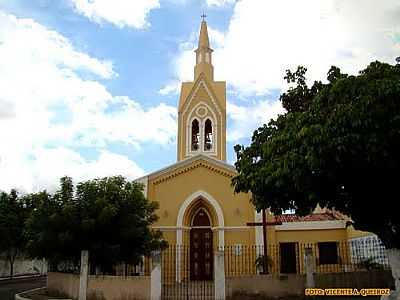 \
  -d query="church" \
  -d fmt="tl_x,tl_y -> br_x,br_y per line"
135,19 -> 374,280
